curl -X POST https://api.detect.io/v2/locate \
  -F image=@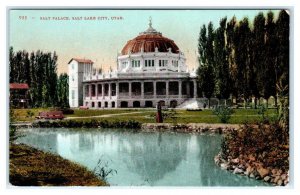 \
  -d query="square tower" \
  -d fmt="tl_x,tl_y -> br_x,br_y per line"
68,58 -> 93,107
